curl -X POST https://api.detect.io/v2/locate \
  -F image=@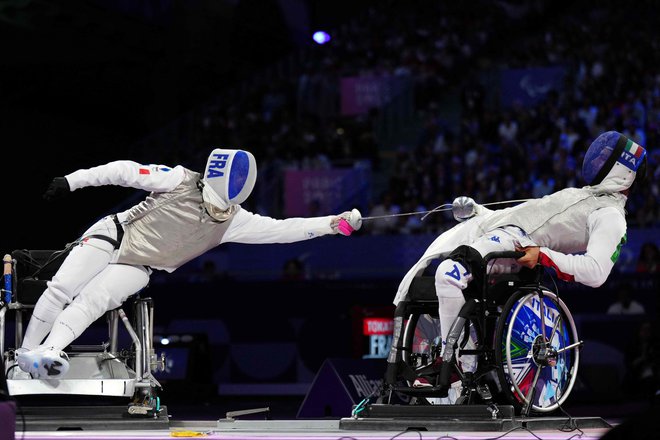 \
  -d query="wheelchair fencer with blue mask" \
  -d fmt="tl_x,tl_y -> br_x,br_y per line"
376,131 -> 648,415
1,148 -> 362,412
